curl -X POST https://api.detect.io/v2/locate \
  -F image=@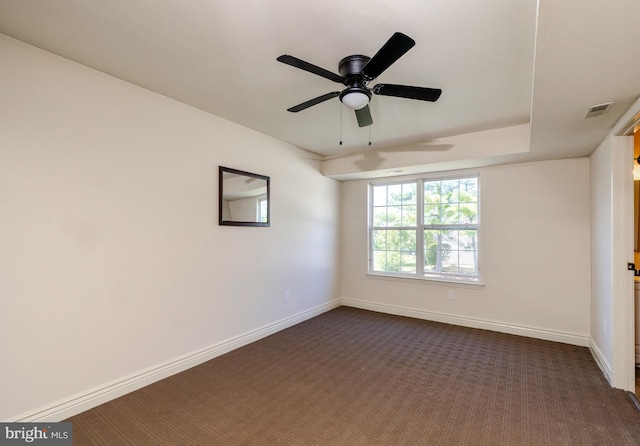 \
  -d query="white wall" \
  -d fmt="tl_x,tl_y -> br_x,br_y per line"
341,158 -> 591,343
0,34 -> 341,421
